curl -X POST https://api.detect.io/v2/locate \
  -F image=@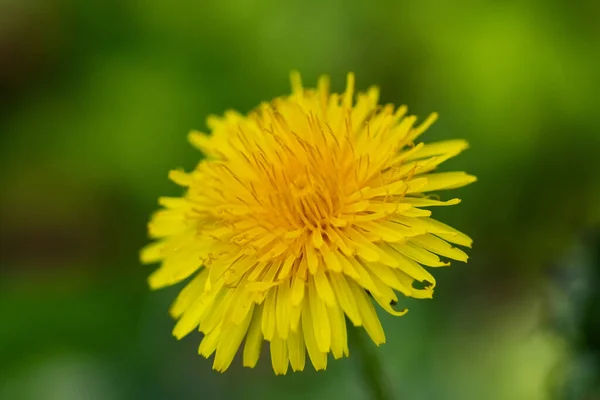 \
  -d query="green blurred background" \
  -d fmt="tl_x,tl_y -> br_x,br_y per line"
1,1 -> 599,399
